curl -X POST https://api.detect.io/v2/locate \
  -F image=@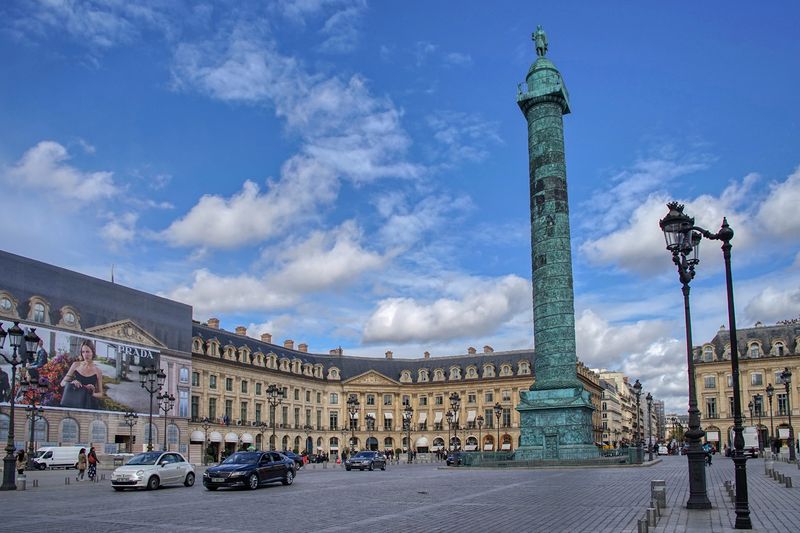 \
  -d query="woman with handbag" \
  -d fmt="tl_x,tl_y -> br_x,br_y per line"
76,448 -> 87,481
87,446 -> 99,481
